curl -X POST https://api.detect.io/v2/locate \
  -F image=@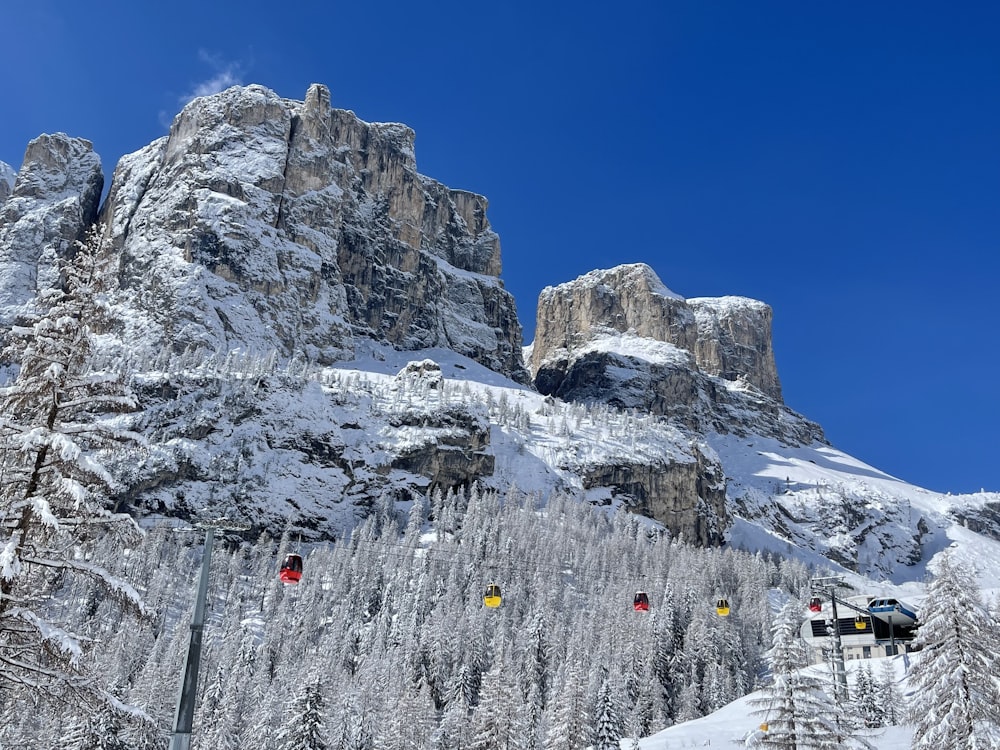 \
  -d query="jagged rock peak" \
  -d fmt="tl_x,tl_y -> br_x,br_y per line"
13,134 -> 102,203
101,83 -> 527,380
531,263 -> 697,373
0,134 -> 103,324
531,263 -> 781,399
527,262 -> 819,444
303,81 -> 331,114
572,263 -> 685,301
